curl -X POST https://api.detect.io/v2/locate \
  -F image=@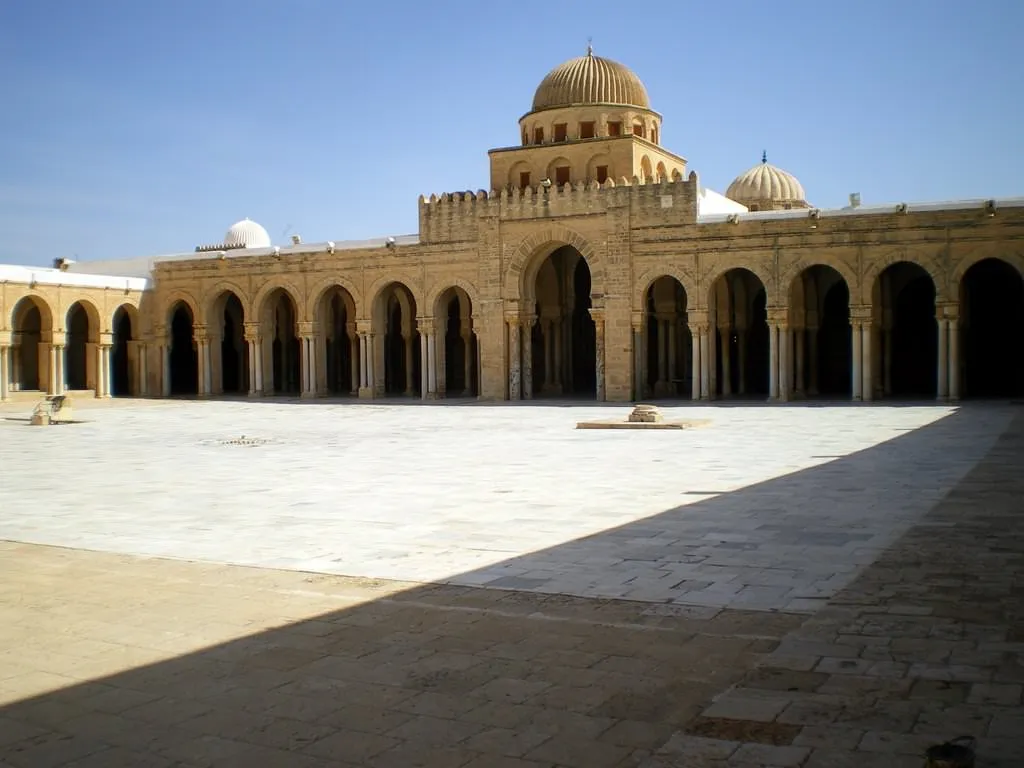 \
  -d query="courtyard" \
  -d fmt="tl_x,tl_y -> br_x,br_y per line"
0,400 -> 1022,766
